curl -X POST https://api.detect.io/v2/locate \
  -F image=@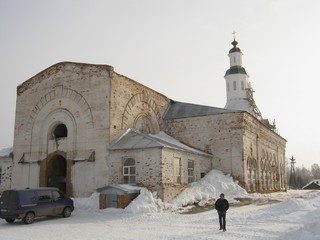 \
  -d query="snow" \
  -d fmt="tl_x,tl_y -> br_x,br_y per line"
0,146 -> 12,157
1,169 -> 320,240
